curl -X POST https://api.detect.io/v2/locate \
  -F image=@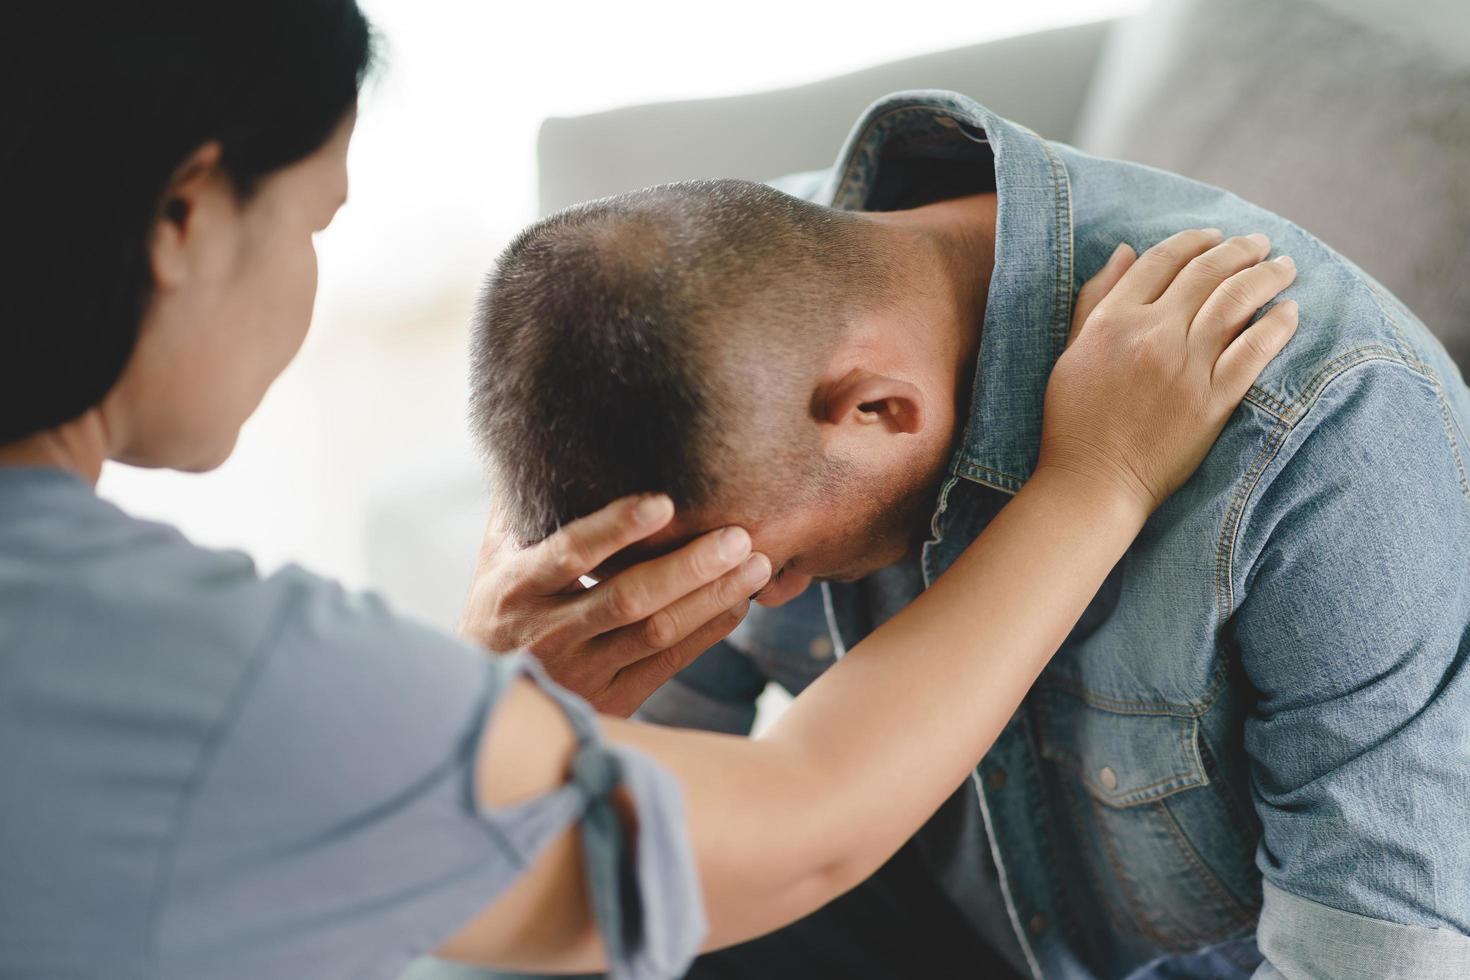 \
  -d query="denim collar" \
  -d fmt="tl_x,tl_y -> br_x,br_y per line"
820,90 -> 1076,495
